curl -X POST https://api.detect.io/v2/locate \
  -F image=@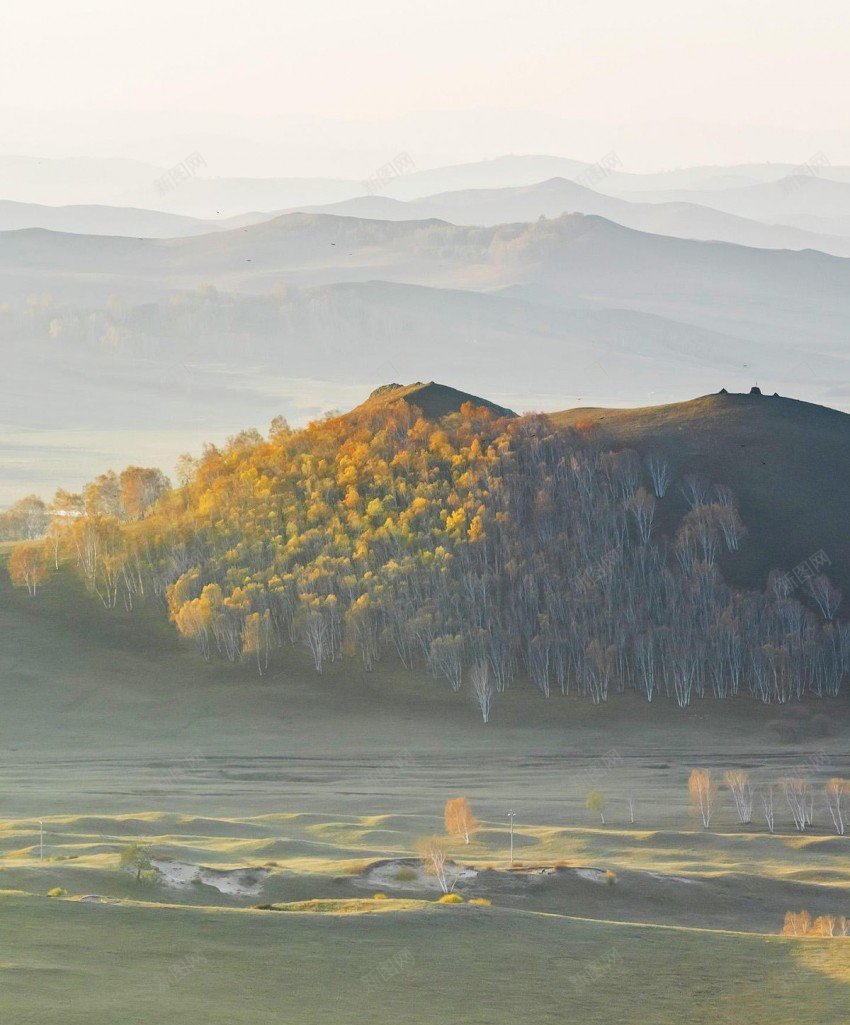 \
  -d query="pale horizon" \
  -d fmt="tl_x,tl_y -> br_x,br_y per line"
2,0 -> 850,176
